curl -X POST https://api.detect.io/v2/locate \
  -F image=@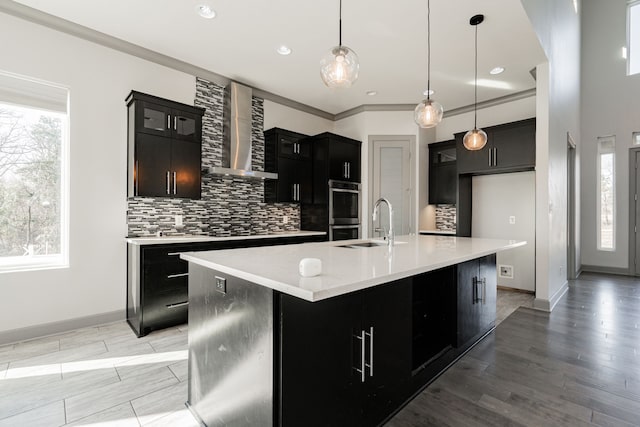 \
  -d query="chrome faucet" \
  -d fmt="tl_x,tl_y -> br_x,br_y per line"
372,197 -> 394,247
